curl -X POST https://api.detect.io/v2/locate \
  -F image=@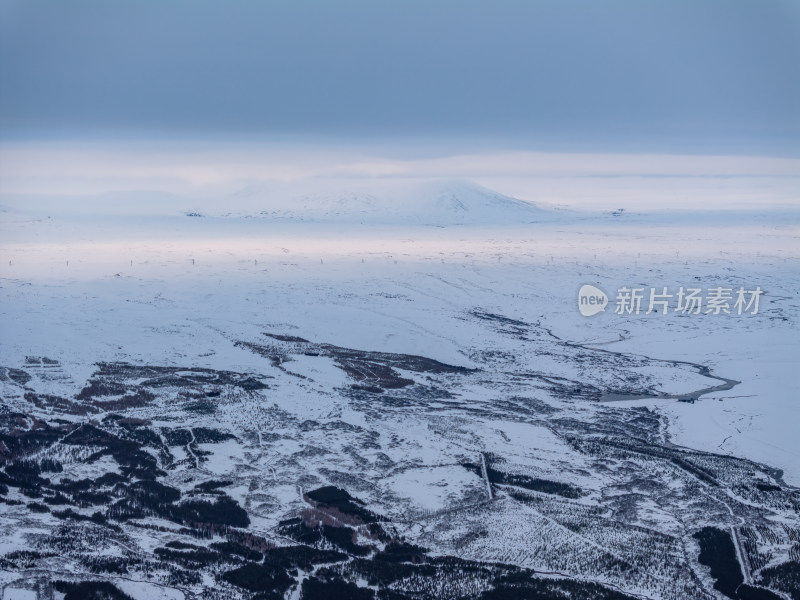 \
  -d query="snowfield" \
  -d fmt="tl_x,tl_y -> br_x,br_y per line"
0,178 -> 798,600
